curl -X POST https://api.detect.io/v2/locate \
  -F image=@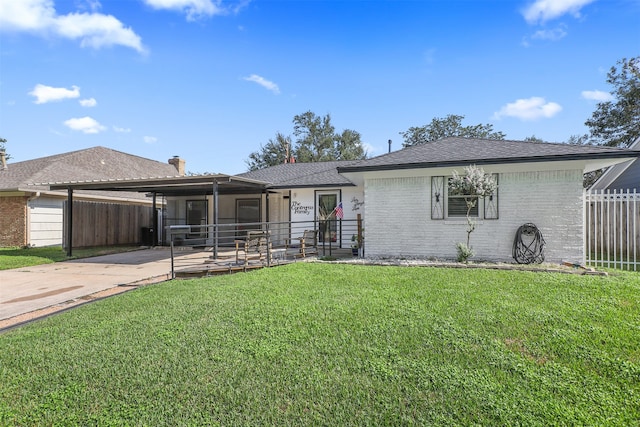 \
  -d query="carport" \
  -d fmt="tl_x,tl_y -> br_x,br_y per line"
48,174 -> 269,257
